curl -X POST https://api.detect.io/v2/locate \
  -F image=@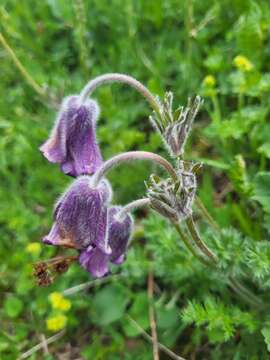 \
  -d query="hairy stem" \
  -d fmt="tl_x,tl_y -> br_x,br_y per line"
186,217 -> 217,263
195,197 -> 220,232
173,222 -> 210,266
79,73 -> 161,114
92,151 -> 178,186
118,198 -> 150,220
